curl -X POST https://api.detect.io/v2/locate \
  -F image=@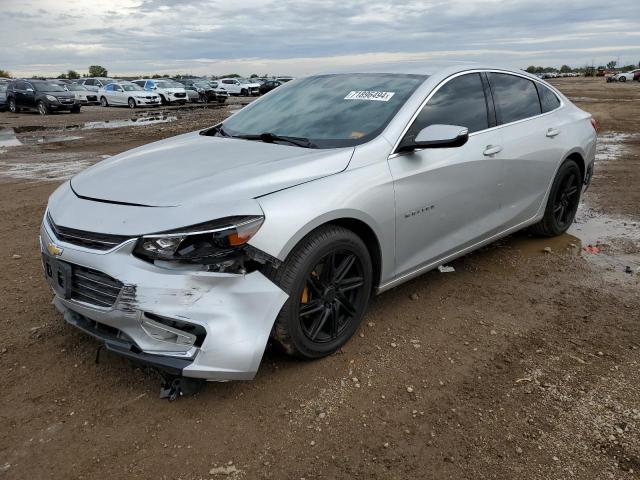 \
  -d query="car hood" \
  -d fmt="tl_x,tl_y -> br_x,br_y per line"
70,131 -> 354,207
